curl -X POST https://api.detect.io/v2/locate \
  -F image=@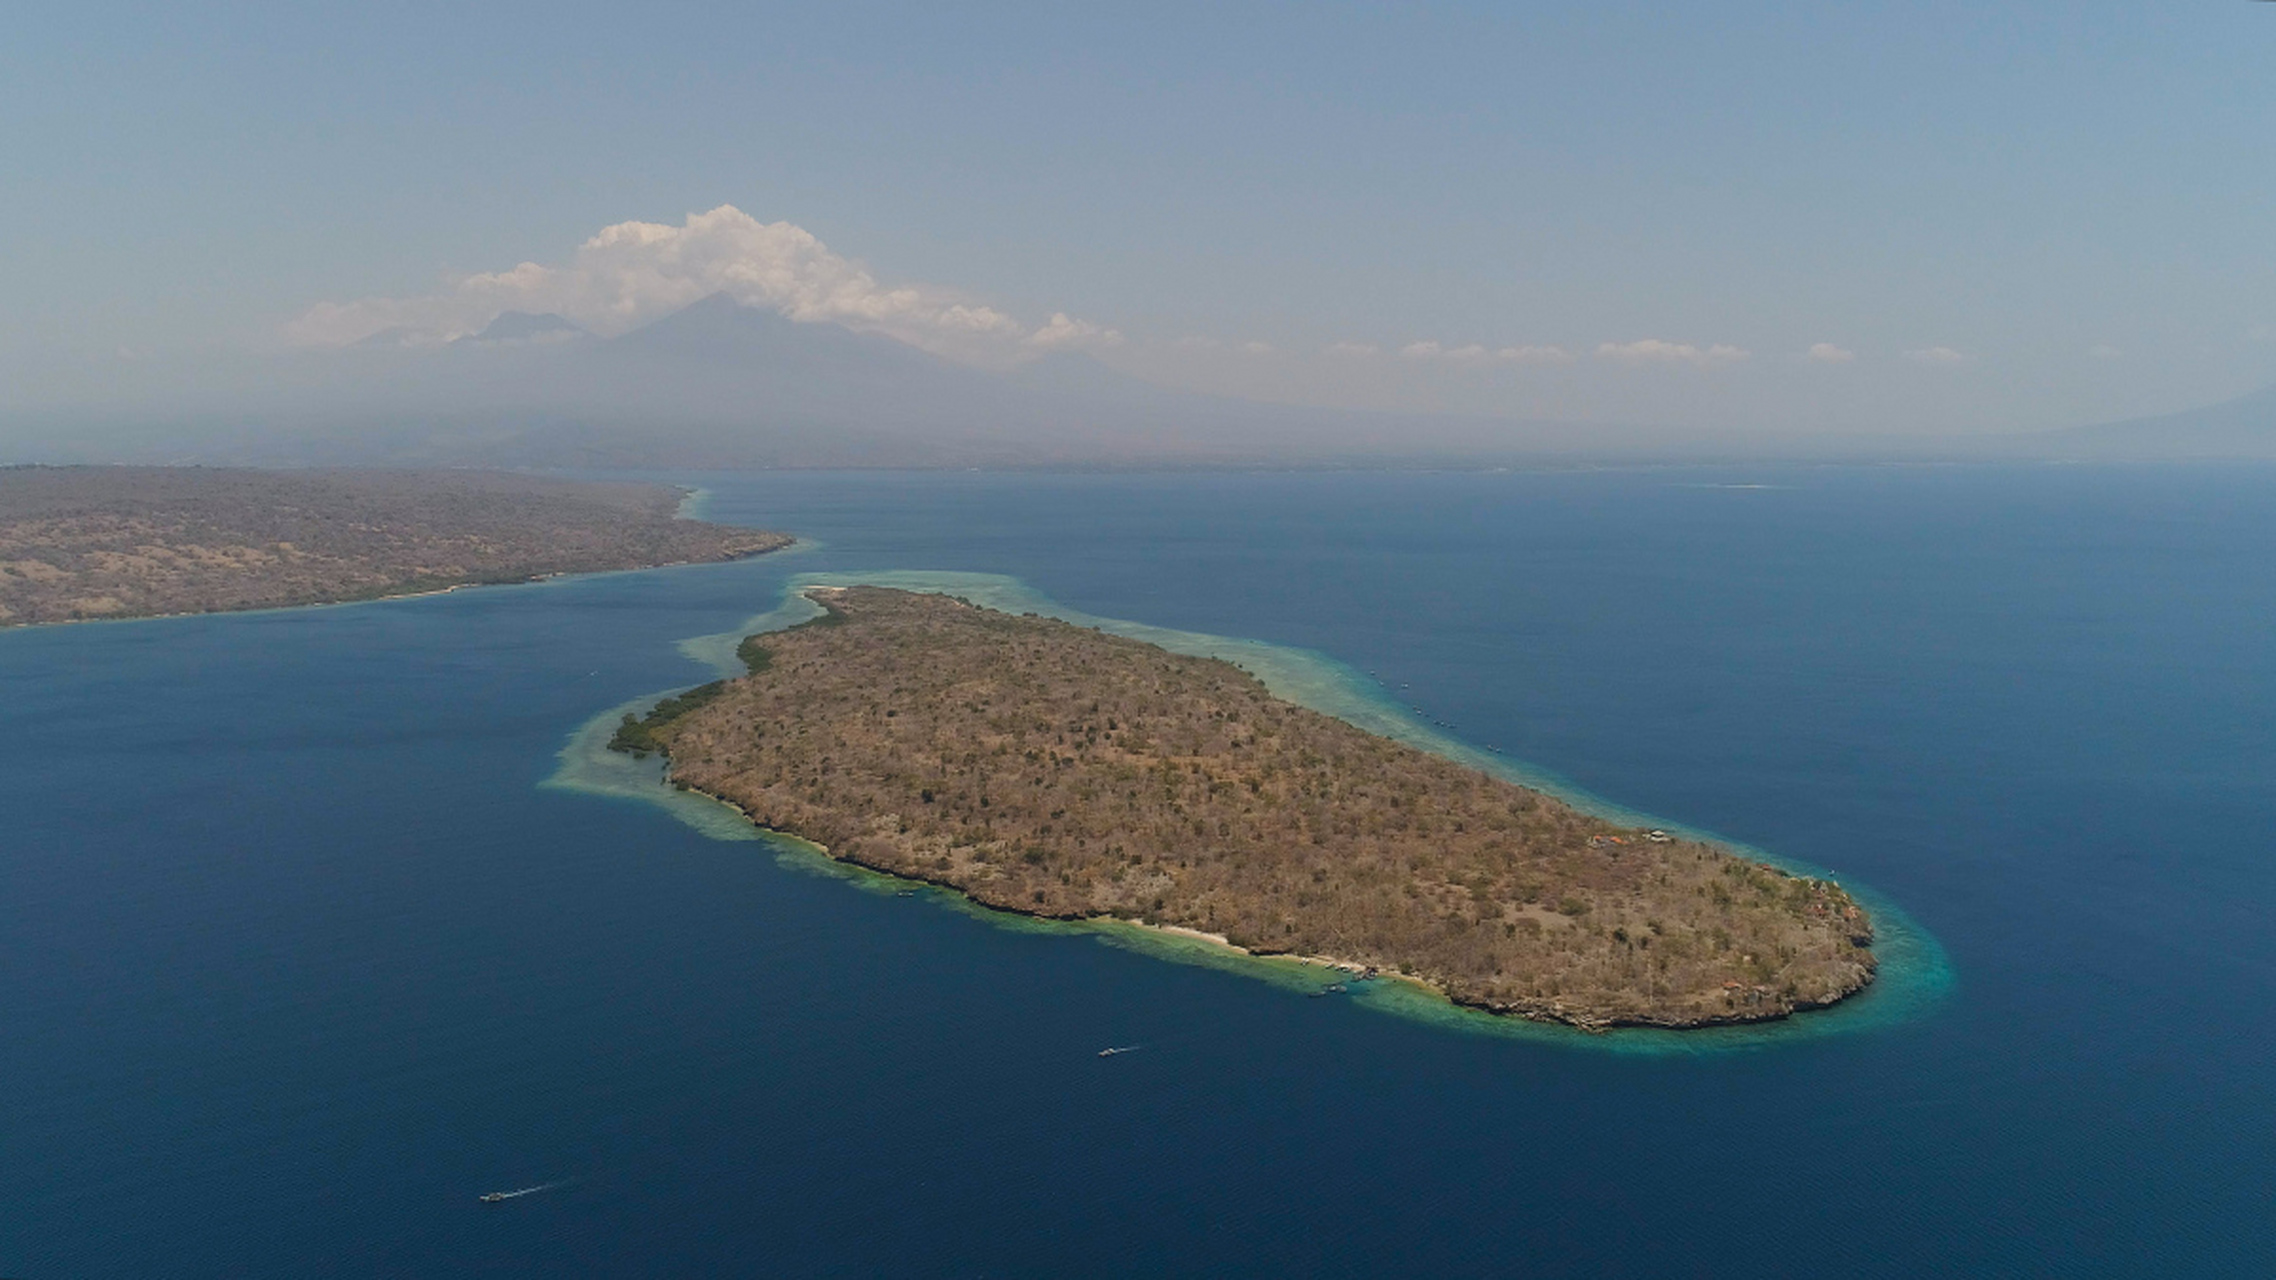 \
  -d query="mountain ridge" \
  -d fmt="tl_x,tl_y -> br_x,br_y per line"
17,294 -> 2275,468
2035,381 -> 2276,459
